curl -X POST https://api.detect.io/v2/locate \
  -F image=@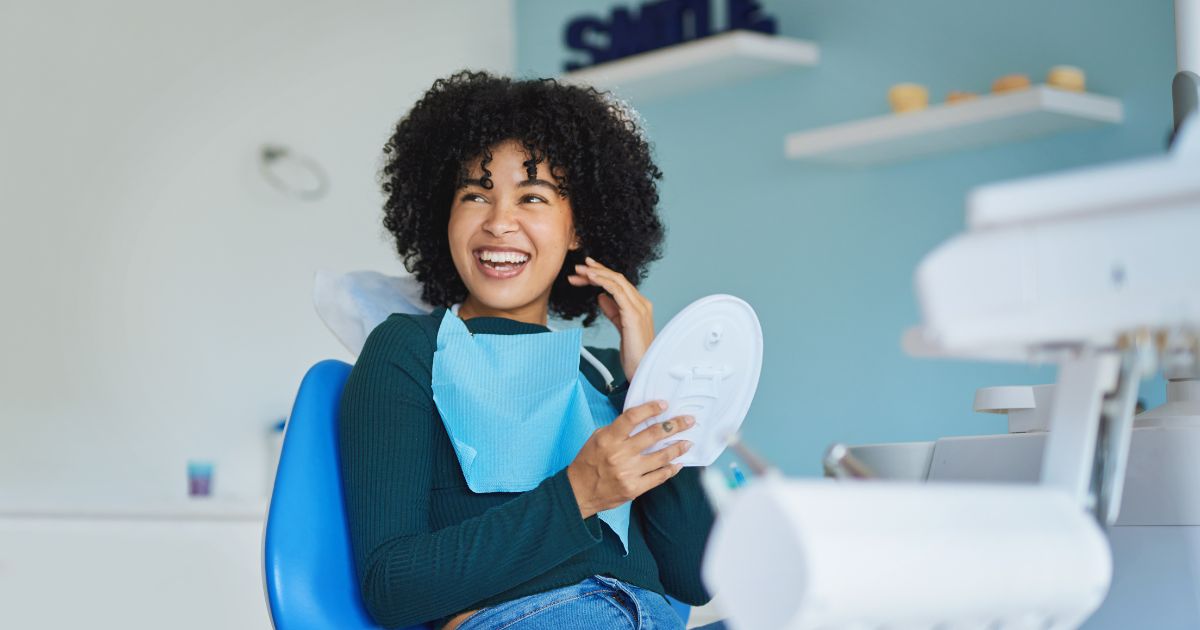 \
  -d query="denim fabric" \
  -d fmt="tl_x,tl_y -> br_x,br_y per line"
455,575 -> 686,630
